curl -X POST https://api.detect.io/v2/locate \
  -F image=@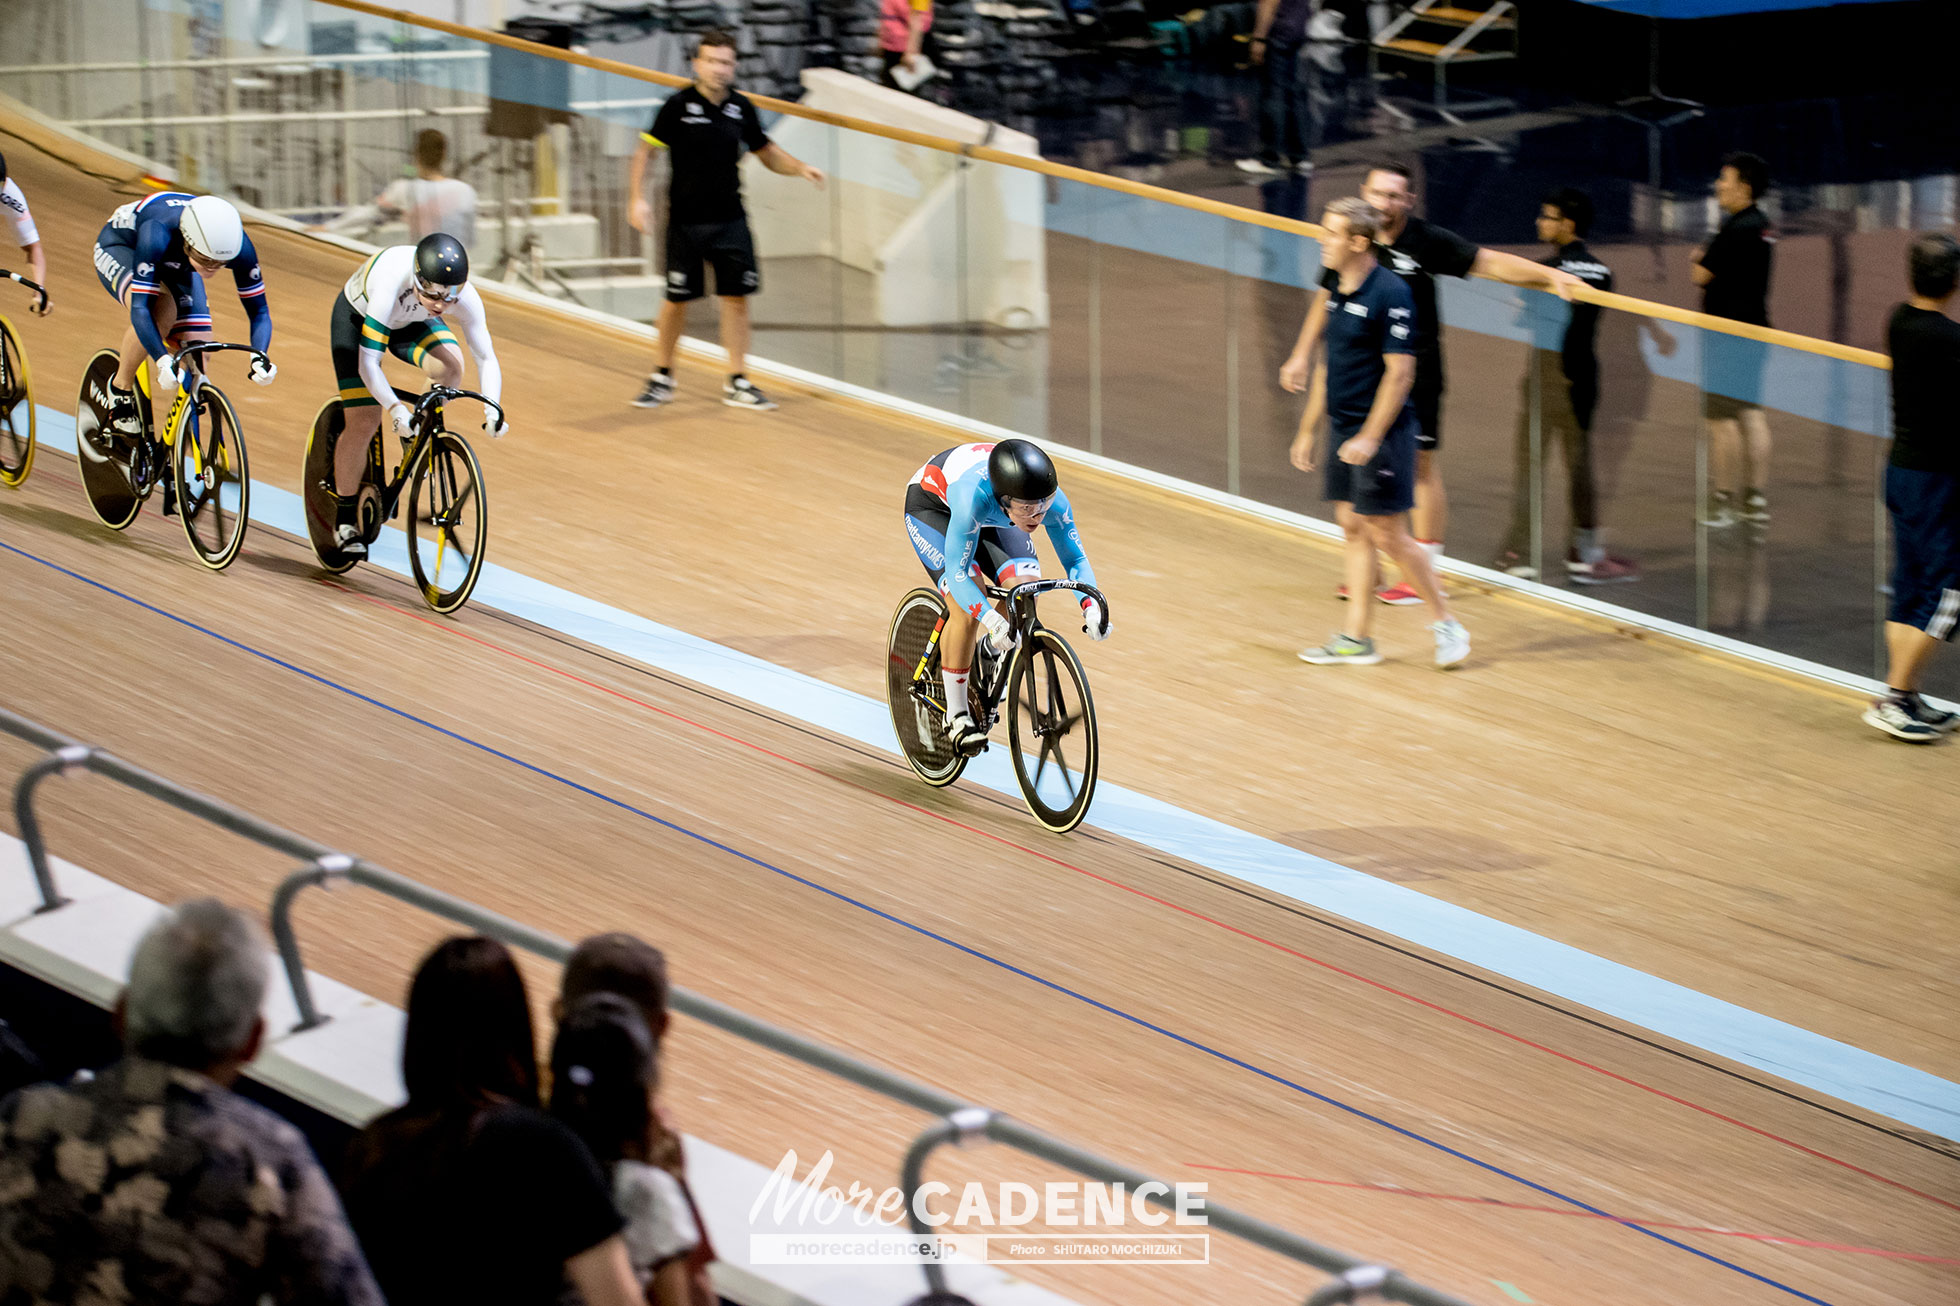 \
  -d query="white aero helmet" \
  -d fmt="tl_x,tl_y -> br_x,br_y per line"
181,195 -> 244,263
